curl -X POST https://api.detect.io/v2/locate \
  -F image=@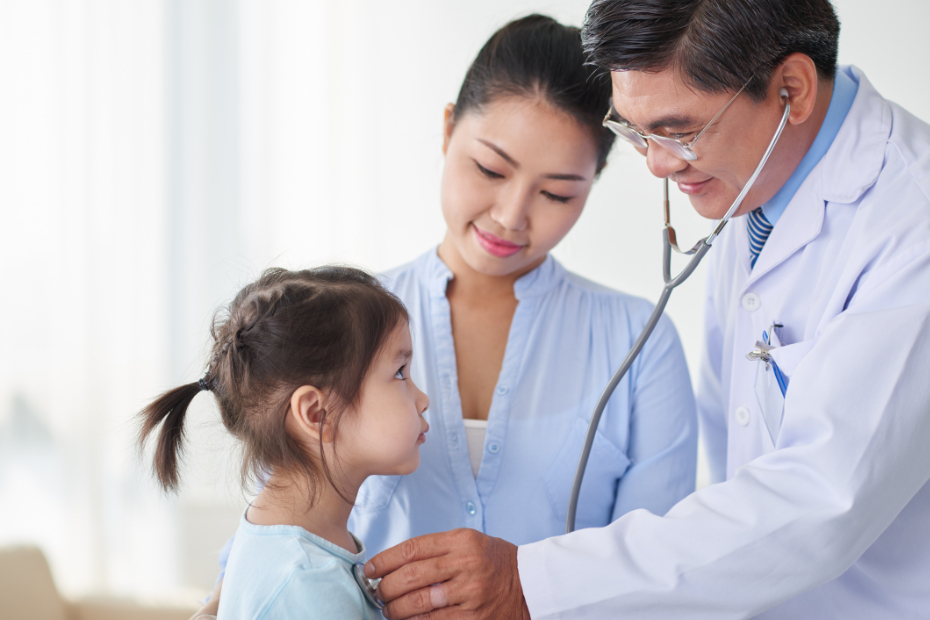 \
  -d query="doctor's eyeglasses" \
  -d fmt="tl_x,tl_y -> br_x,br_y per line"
602,75 -> 754,162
